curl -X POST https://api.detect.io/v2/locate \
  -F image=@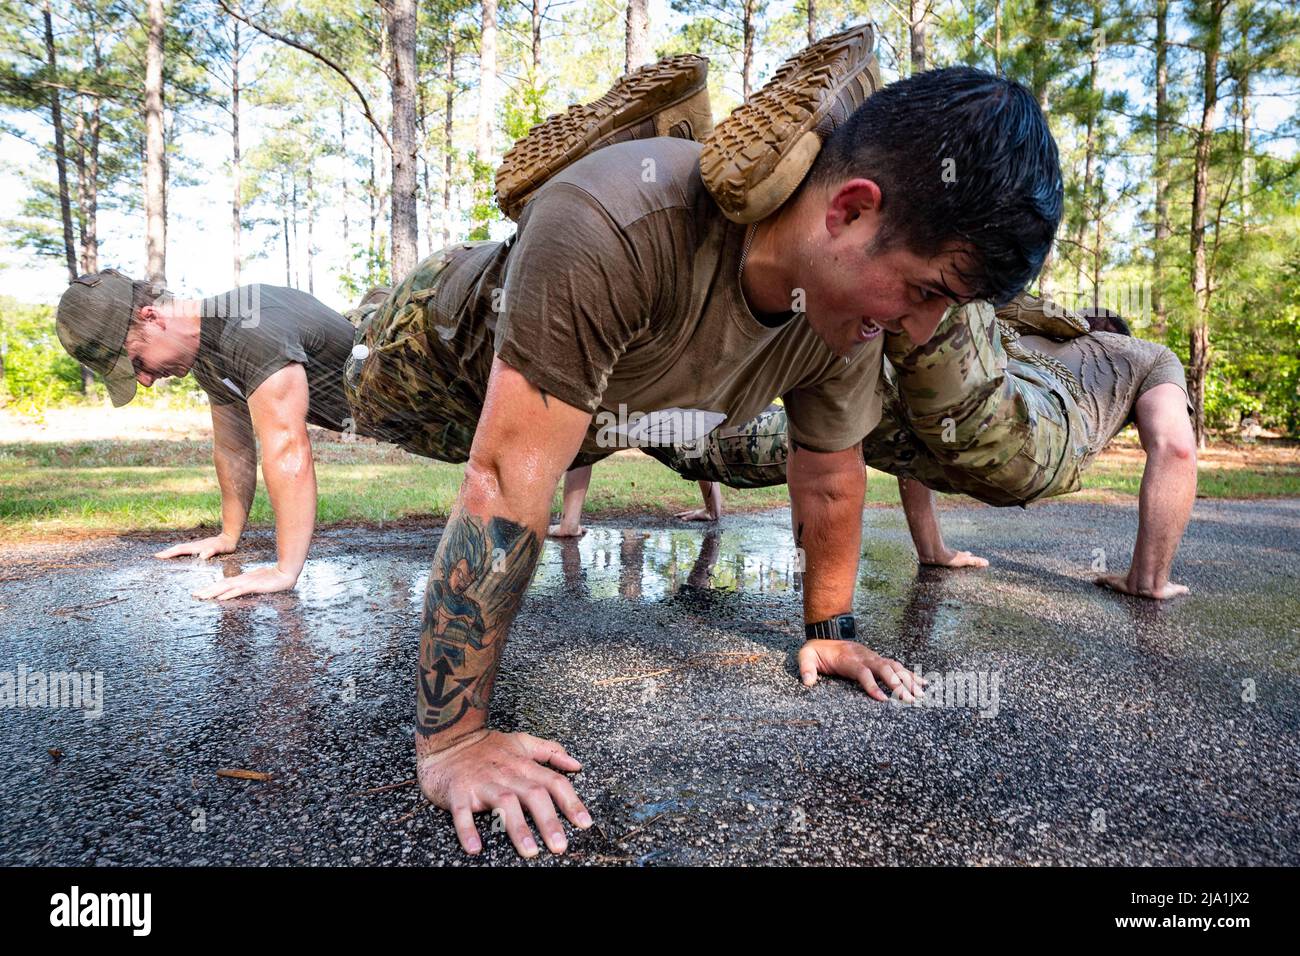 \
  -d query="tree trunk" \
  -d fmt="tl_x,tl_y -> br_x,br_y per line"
994,0 -> 1002,73
807,0 -> 816,44
73,74 -> 101,276
231,18 -> 242,286
282,171 -> 291,287
443,29 -> 455,247
144,0 -> 167,285
1029,0 -> 1054,297
531,0 -> 542,76
742,0 -> 755,100
306,165 -> 315,295
368,122 -> 377,259
909,0 -> 927,74
292,171 -> 300,288
1188,0 -> 1225,449
339,101 -> 350,254
476,0 -> 497,163
42,1 -> 77,282
1152,0 -> 1169,337
625,0 -> 650,73
385,0 -> 419,278
1236,11 -> 1252,230
1074,6 -> 1101,301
